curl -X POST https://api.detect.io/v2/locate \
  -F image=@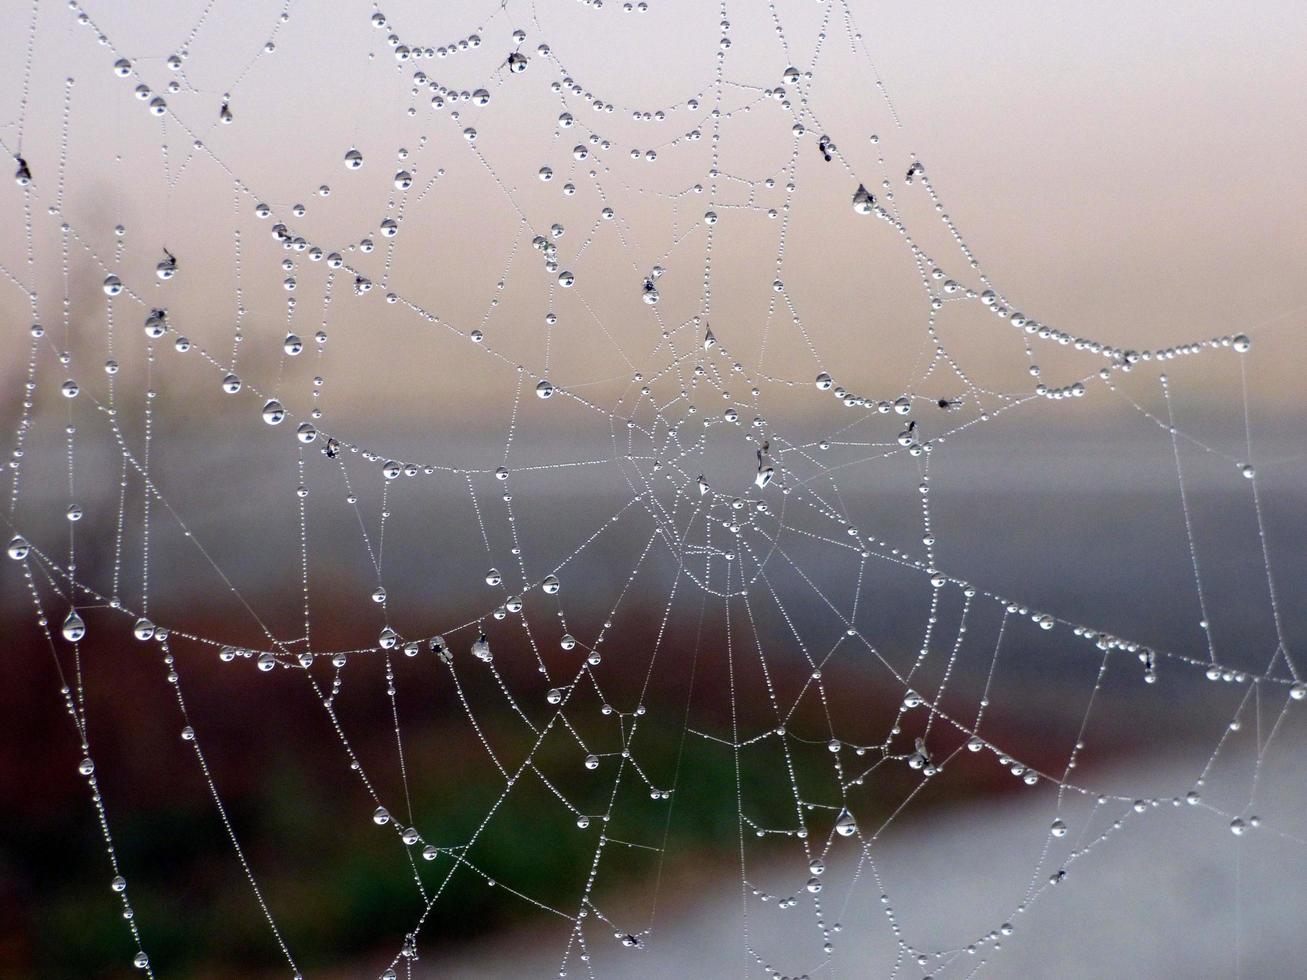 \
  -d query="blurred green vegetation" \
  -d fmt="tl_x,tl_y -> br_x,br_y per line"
1,604 -> 1085,977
